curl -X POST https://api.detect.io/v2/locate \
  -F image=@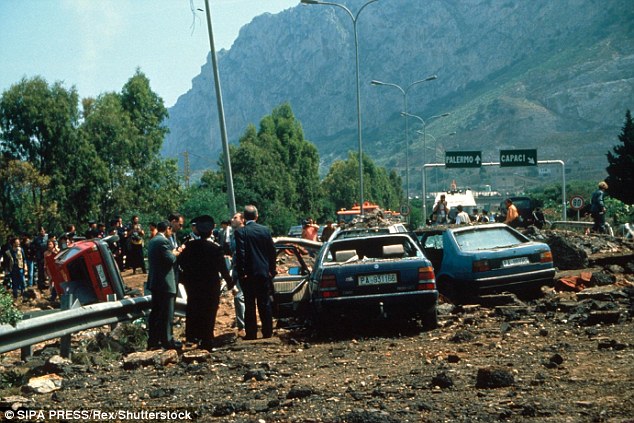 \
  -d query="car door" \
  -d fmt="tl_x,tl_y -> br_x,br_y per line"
272,244 -> 311,318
